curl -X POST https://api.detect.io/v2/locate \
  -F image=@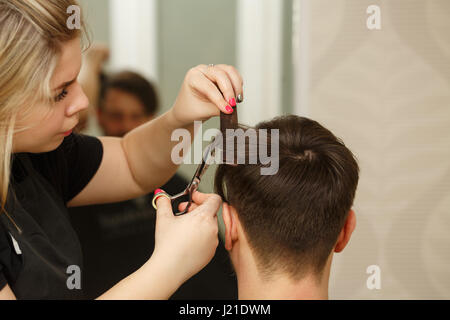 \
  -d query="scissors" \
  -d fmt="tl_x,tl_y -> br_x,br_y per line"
152,103 -> 239,216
